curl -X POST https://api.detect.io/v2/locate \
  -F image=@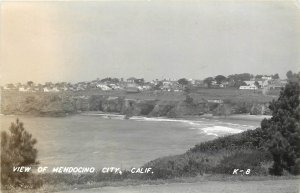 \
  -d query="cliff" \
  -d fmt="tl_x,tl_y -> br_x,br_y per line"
0,91 -> 271,117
